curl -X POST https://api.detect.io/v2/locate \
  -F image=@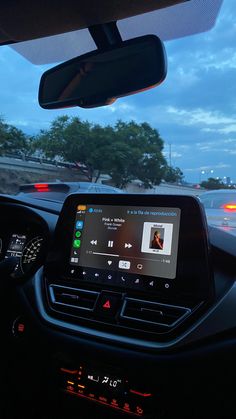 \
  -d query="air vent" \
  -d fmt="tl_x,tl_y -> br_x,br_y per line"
48,284 -> 99,313
120,297 -> 191,328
